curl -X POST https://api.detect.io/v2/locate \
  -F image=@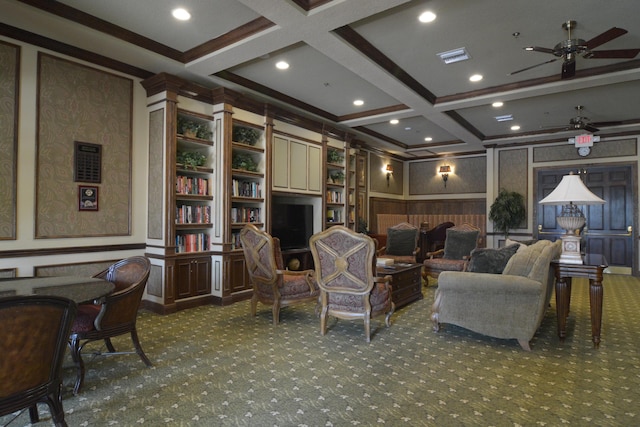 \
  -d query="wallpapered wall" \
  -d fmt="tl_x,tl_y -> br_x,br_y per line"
408,156 -> 486,195
0,42 -> 18,240
36,54 -> 133,238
